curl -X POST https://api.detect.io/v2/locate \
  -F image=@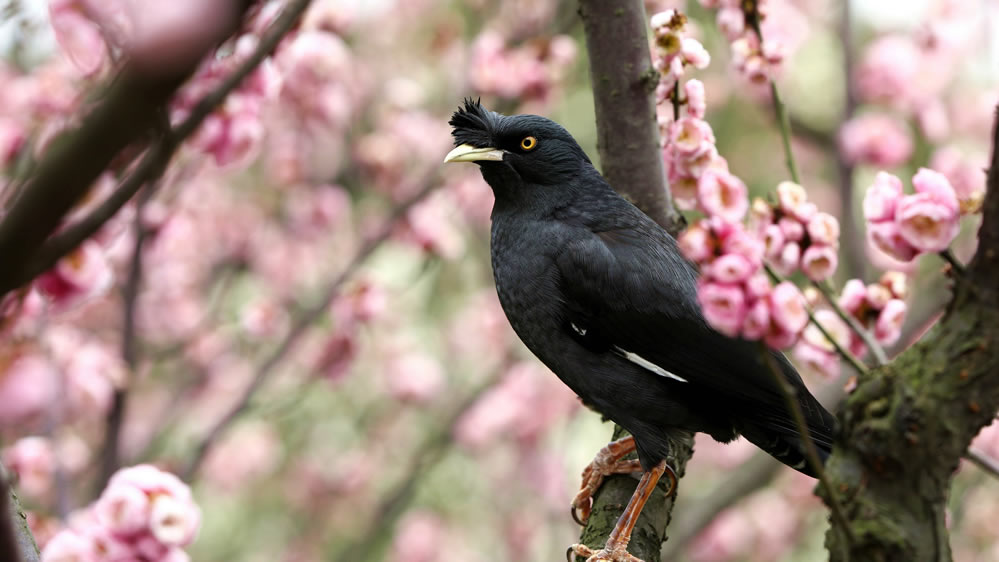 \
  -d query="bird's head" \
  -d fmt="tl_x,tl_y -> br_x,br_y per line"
444,99 -> 592,191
